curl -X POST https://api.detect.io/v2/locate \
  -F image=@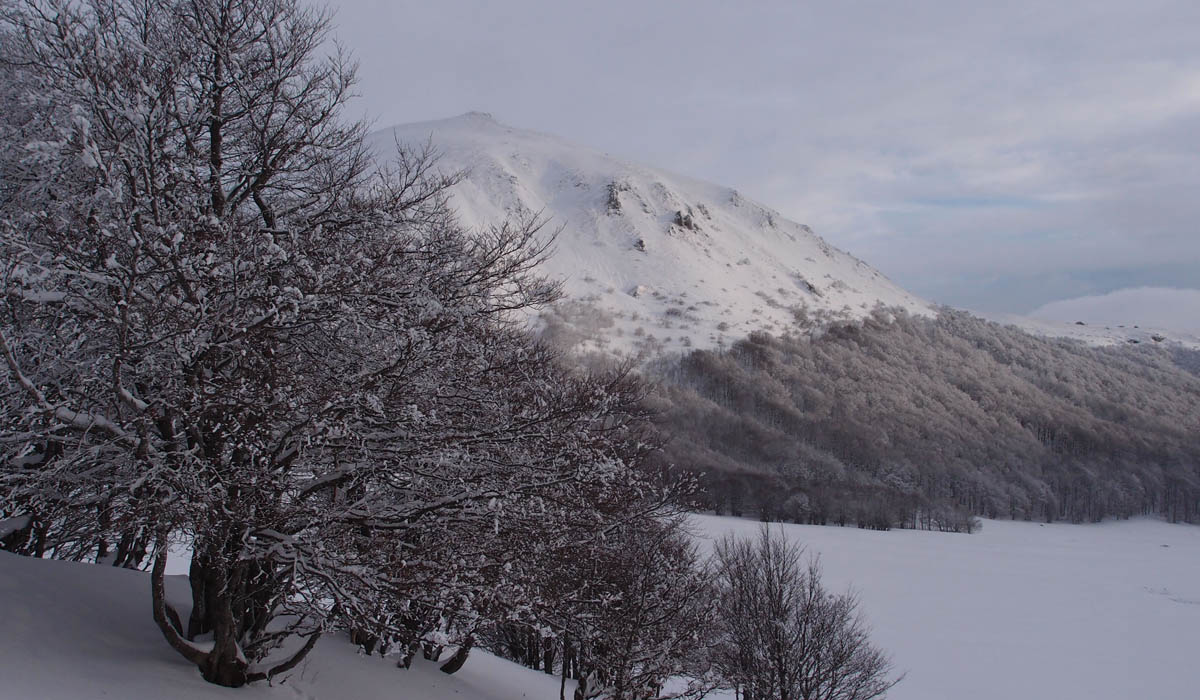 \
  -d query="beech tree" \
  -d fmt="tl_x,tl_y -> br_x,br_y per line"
568,516 -> 716,700
0,0 -> 665,688
495,507 -> 718,700
333,358 -> 671,675
711,528 -> 899,700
